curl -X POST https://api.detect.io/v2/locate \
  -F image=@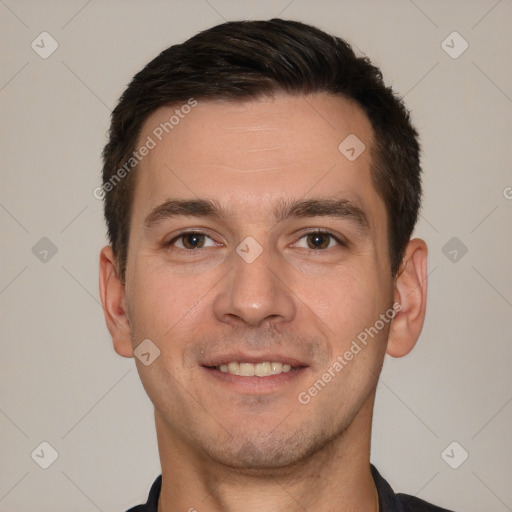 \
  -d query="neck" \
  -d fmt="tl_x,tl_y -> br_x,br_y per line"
155,391 -> 379,512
